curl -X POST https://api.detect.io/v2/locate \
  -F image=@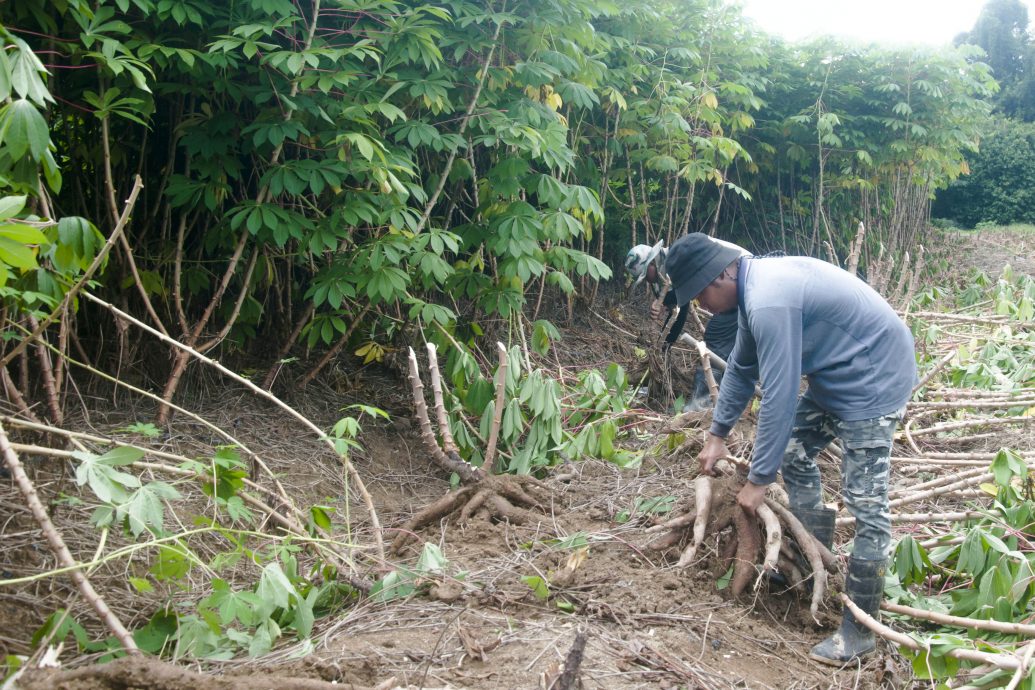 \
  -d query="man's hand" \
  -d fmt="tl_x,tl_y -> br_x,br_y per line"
736,481 -> 767,517
649,300 -> 669,326
697,433 -> 727,476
